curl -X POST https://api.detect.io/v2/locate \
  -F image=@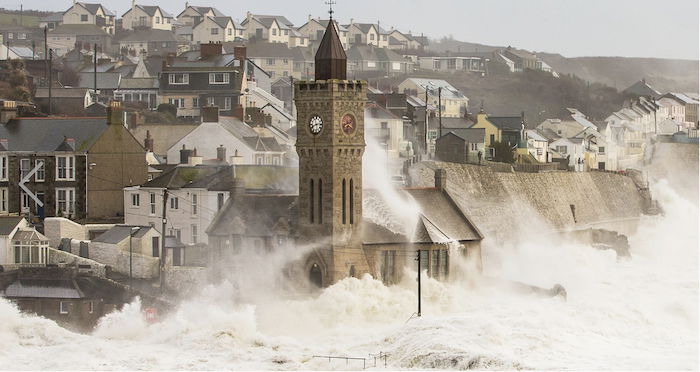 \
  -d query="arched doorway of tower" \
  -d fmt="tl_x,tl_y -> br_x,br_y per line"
309,263 -> 323,288
349,265 -> 357,278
